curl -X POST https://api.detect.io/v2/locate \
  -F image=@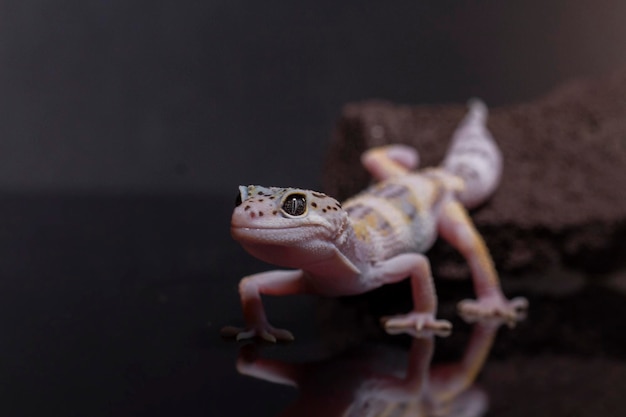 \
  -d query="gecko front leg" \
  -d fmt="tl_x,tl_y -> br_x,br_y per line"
374,253 -> 452,337
221,269 -> 307,342
438,200 -> 528,321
